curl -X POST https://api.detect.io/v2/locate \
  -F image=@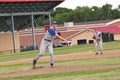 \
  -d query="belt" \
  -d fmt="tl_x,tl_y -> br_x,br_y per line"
44,39 -> 51,42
